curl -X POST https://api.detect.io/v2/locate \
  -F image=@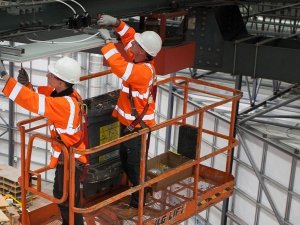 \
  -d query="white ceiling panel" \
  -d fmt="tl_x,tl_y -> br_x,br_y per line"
0,34 -> 104,62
